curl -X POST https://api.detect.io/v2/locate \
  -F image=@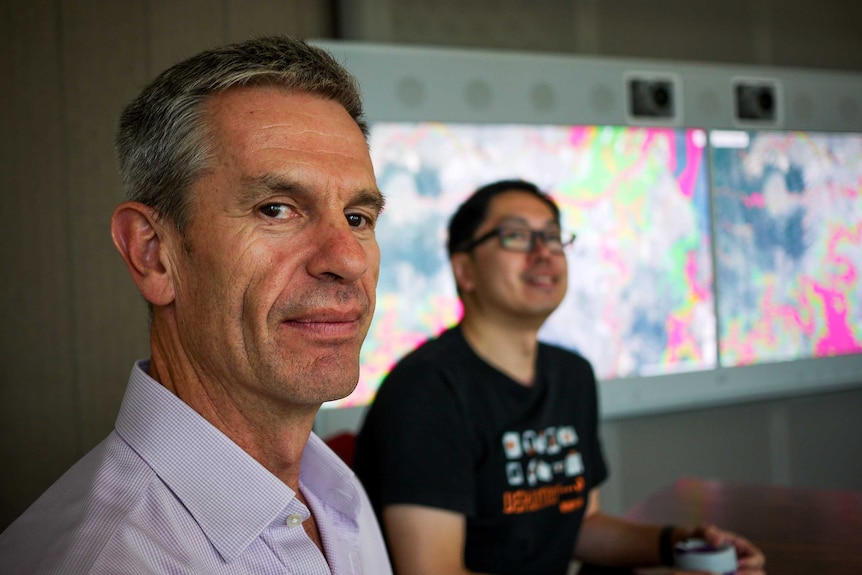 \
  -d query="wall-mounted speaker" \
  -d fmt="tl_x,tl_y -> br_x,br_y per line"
625,73 -> 682,125
733,77 -> 781,125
